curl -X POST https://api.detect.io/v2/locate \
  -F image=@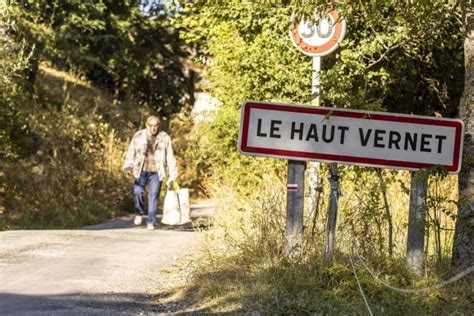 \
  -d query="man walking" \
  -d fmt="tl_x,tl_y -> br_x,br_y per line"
123,115 -> 177,230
